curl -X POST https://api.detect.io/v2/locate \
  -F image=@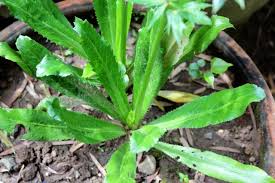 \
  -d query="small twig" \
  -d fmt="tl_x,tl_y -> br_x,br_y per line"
0,141 -> 31,157
185,129 -> 194,146
2,73 -> 28,106
0,101 -> 9,108
69,142 -> 85,153
145,168 -> 160,183
194,87 -> 207,95
51,140 -> 75,146
210,146 -> 241,153
89,153 -> 106,176
193,80 -> 225,91
196,53 -> 212,62
16,165 -> 25,183
178,129 -> 189,147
